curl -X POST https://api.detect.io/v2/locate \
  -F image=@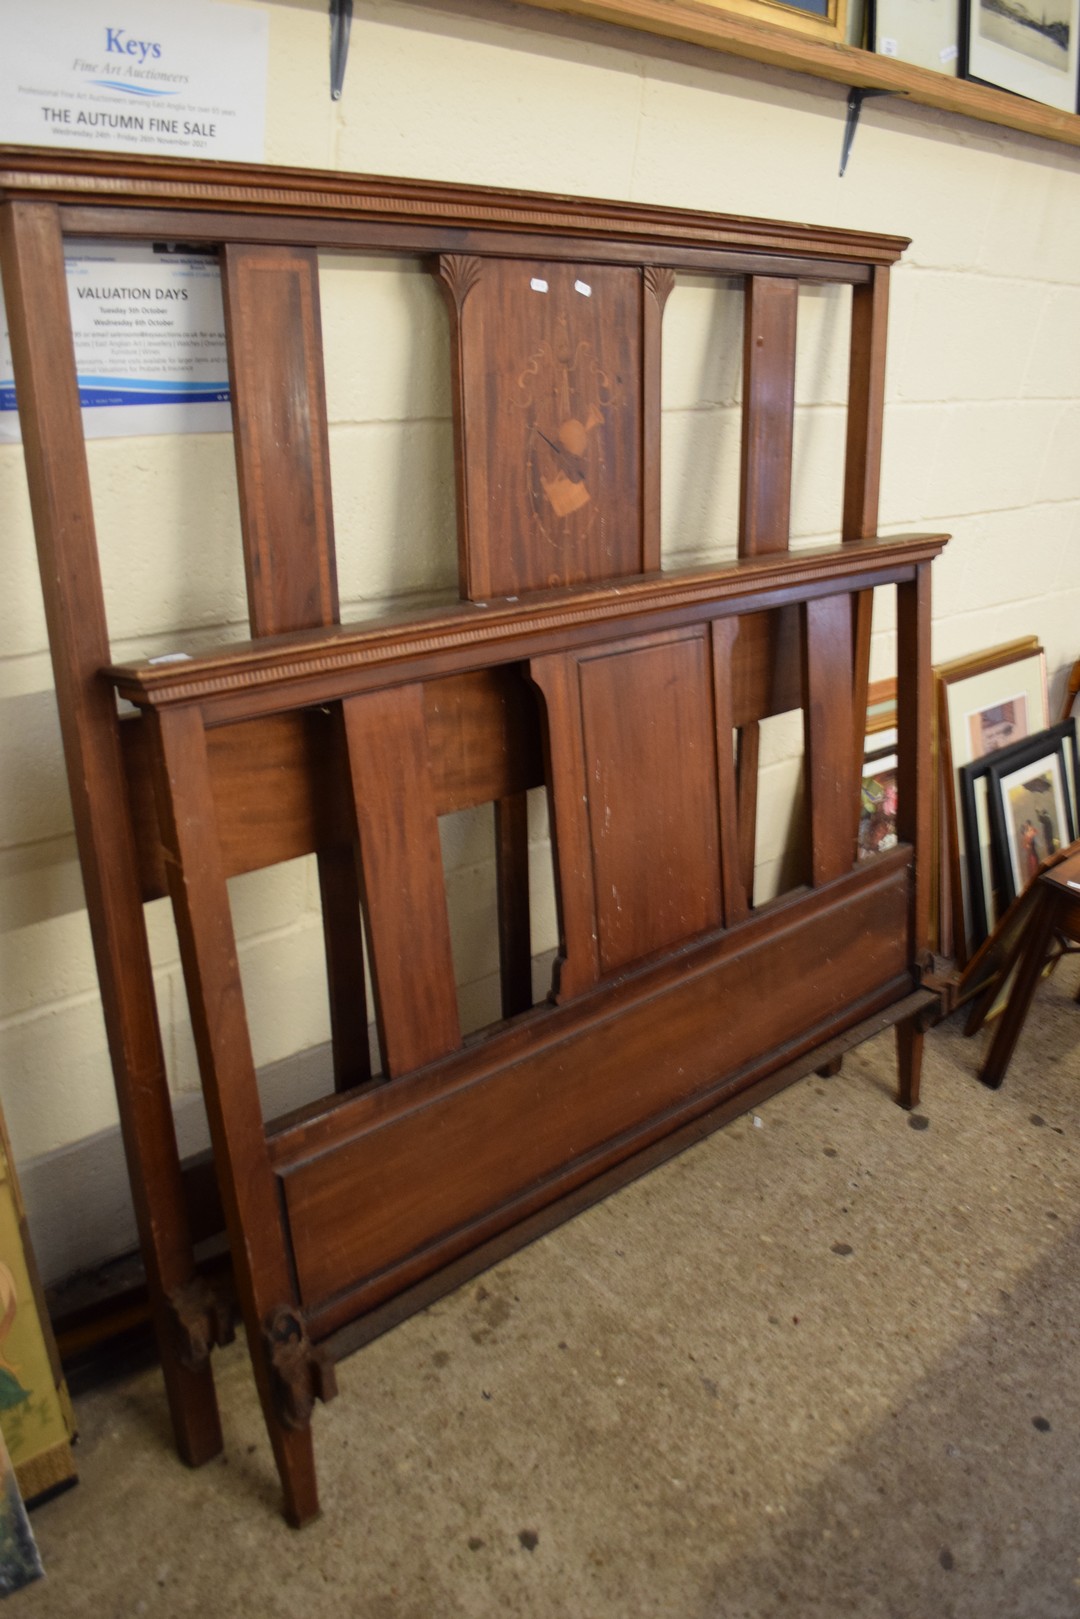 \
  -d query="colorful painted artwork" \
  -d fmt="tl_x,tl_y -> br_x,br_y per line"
0,1427 -> 42,1596
858,728 -> 899,860
0,1114 -> 76,1506
1001,759 -> 1068,892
